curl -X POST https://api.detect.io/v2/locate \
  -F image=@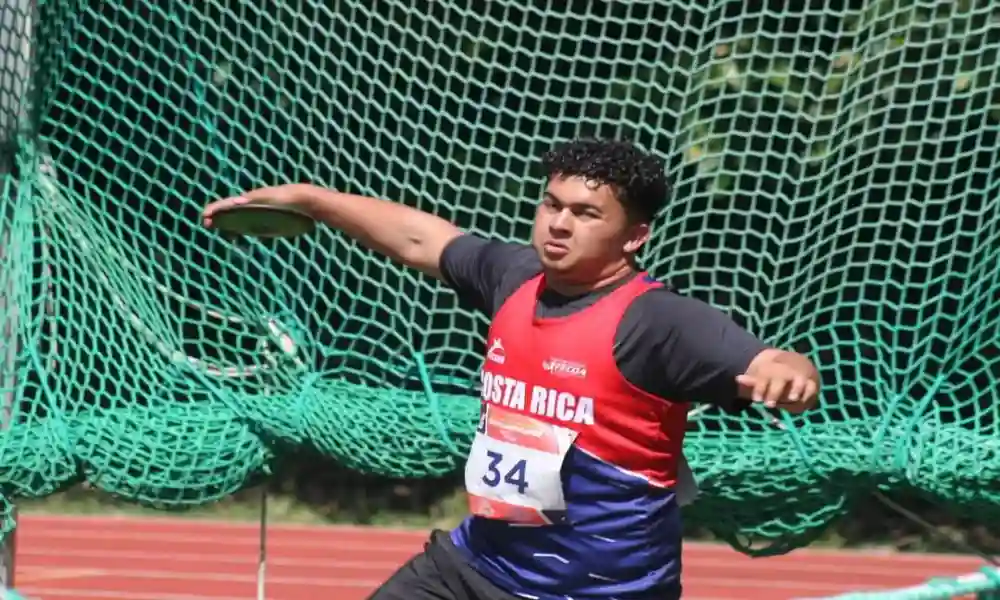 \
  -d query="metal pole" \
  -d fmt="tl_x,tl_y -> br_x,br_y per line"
0,193 -> 18,590
257,485 -> 267,600
0,0 -> 37,590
